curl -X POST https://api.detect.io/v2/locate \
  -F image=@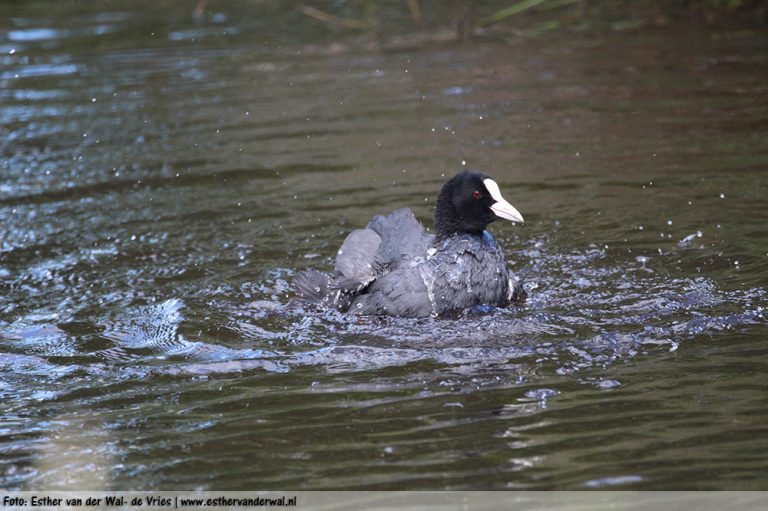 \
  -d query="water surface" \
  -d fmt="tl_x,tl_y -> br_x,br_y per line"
1,0 -> 767,490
